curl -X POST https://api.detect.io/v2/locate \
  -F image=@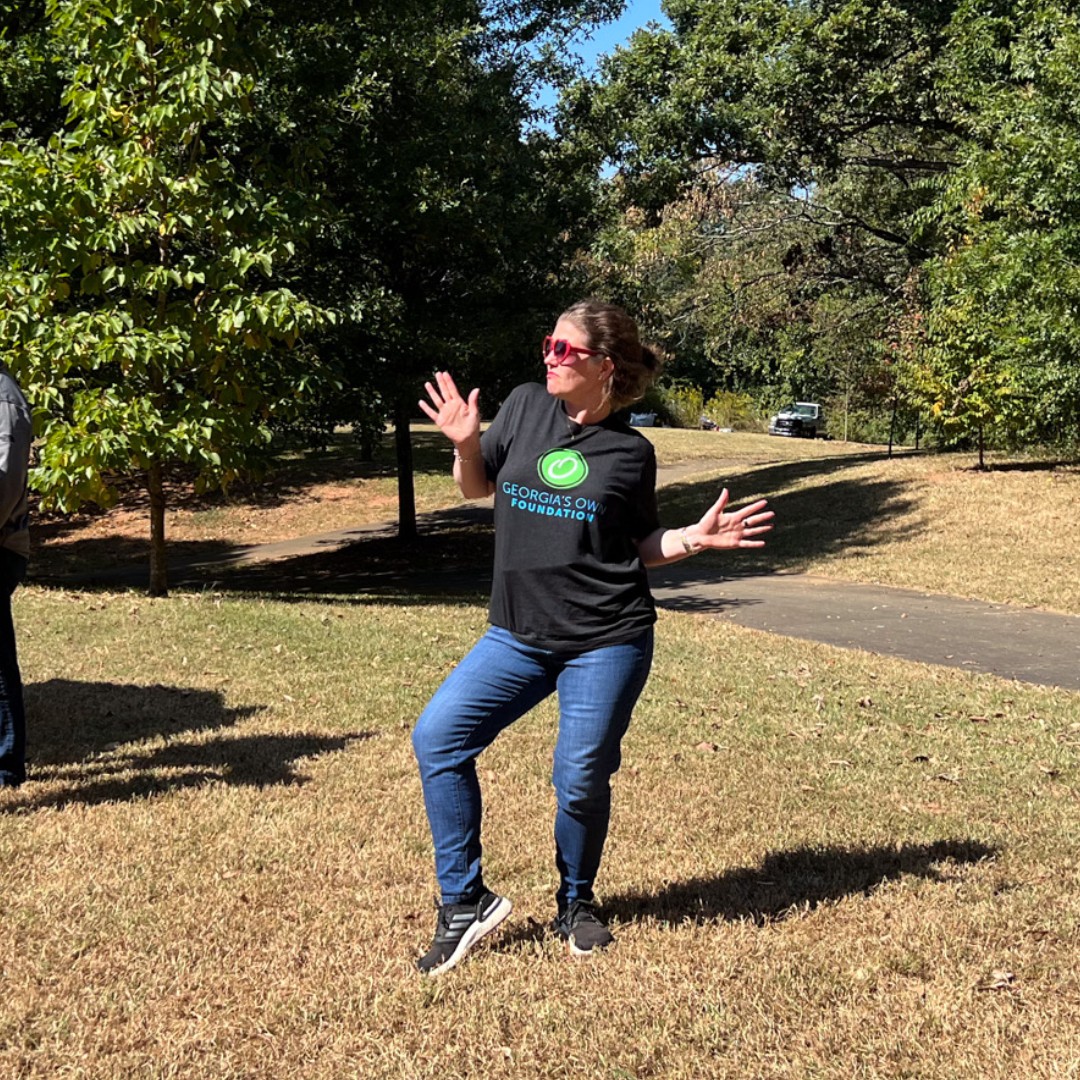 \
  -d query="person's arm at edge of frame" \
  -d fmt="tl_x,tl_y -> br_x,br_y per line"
418,370 -> 495,500
635,488 -> 775,568
0,400 -> 30,530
